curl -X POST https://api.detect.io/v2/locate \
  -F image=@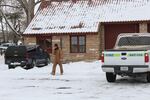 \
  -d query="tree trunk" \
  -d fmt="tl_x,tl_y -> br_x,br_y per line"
27,0 -> 35,25
0,8 -> 21,38
16,0 -> 35,26
1,19 -> 5,42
